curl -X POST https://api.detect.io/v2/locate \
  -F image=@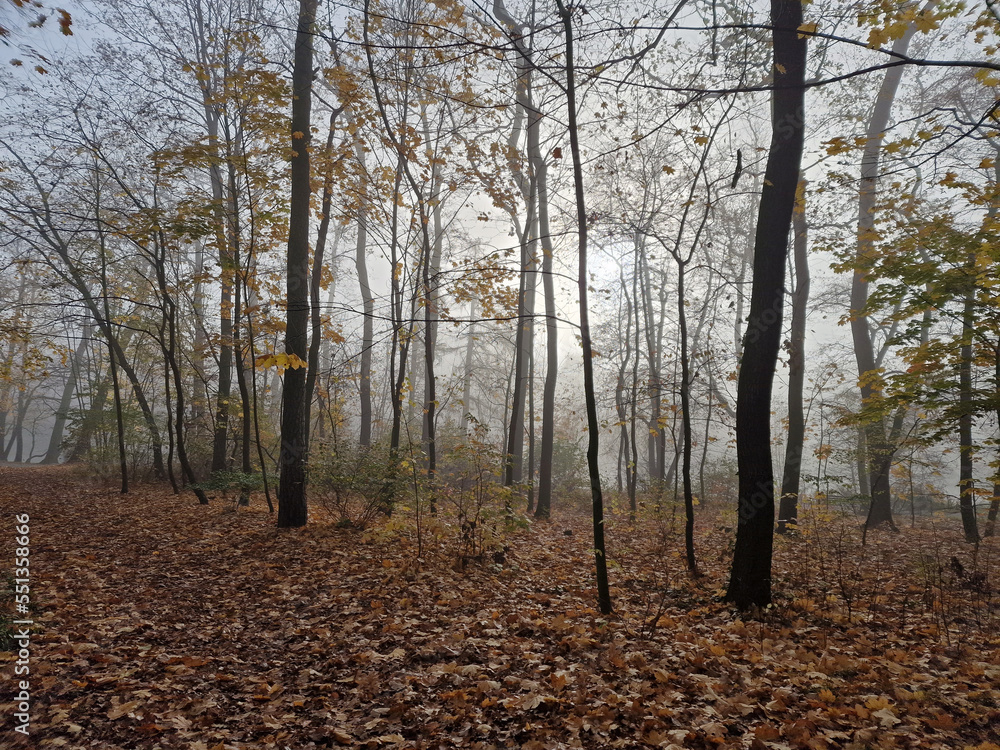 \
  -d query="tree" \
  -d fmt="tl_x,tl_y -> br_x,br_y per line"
556,0 -> 611,616
778,179 -> 809,532
847,15 -> 930,533
277,0 -> 319,529
725,0 -> 806,609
